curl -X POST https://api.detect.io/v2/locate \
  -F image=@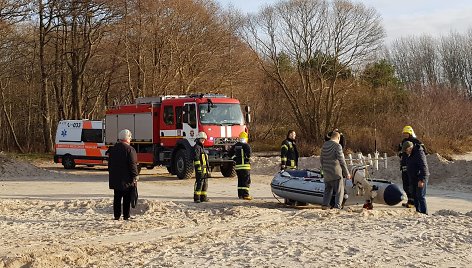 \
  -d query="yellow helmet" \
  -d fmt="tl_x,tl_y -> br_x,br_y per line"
239,131 -> 248,140
402,125 -> 415,136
